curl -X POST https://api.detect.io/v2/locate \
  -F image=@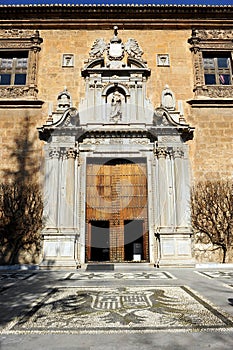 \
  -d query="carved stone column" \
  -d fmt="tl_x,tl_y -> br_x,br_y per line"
41,145 -> 79,269
44,146 -> 60,227
155,147 -> 170,229
62,148 -> 77,228
173,147 -> 184,227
